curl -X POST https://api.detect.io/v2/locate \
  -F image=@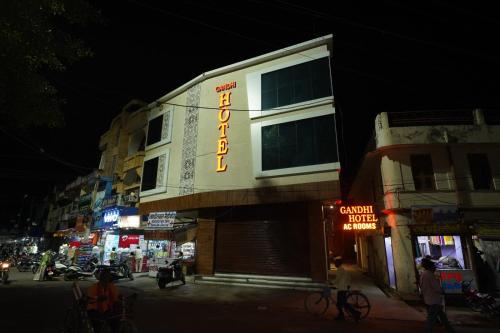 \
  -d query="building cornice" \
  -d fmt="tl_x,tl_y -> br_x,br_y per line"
147,35 -> 333,108
139,180 -> 339,215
